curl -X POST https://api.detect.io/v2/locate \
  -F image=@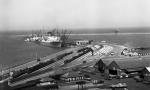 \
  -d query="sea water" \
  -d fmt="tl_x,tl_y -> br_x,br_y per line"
0,32 -> 150,69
